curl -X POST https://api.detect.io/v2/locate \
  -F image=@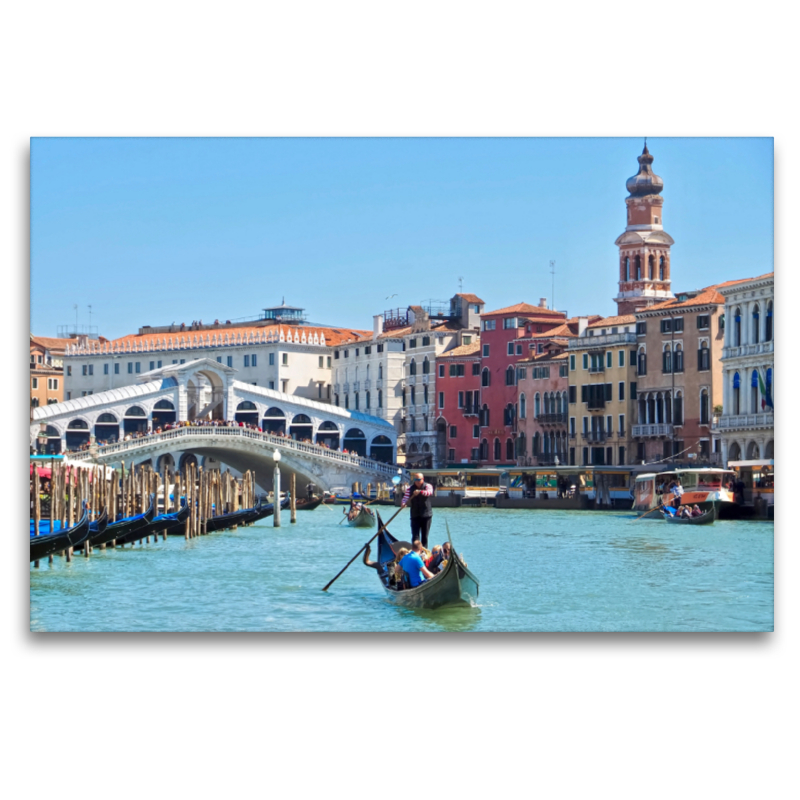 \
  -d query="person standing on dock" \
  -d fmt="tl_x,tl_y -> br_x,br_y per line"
401,473 -> 434,548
